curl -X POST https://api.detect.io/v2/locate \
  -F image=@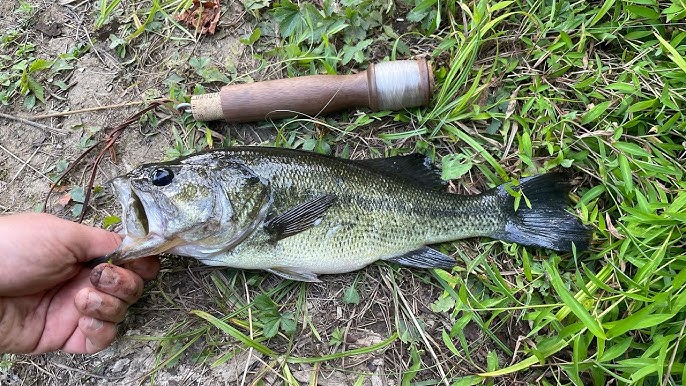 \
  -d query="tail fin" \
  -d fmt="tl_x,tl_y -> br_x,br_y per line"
492,173 -> 590,252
